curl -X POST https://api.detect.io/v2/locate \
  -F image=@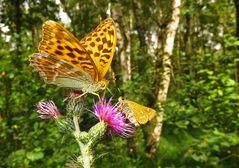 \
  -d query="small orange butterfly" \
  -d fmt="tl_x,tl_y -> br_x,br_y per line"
119,98 -> 156,126
29,18 -> 116,97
